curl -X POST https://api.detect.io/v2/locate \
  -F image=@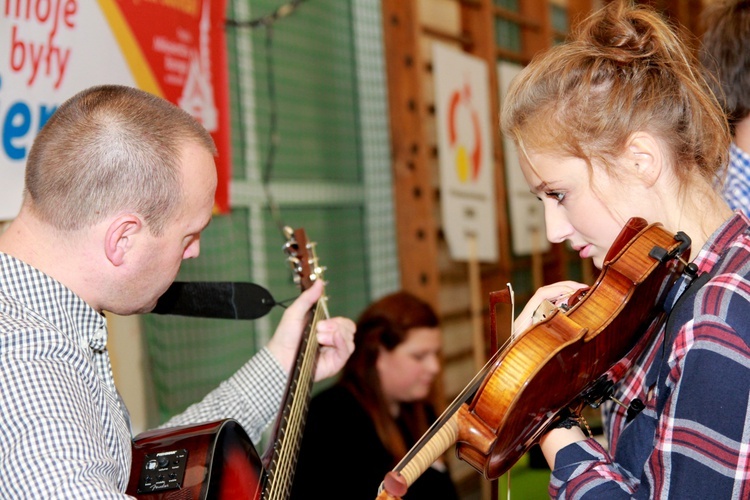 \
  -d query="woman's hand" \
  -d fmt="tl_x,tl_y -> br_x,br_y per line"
514,281 -> 590,337
538,425 -> 588,469
266,279 -> 356,381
